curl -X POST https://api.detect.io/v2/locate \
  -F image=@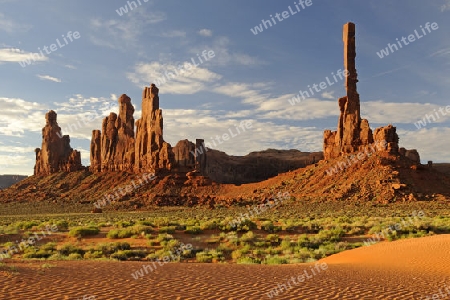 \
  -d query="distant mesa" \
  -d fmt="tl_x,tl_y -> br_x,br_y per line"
323,22 -> 420,164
